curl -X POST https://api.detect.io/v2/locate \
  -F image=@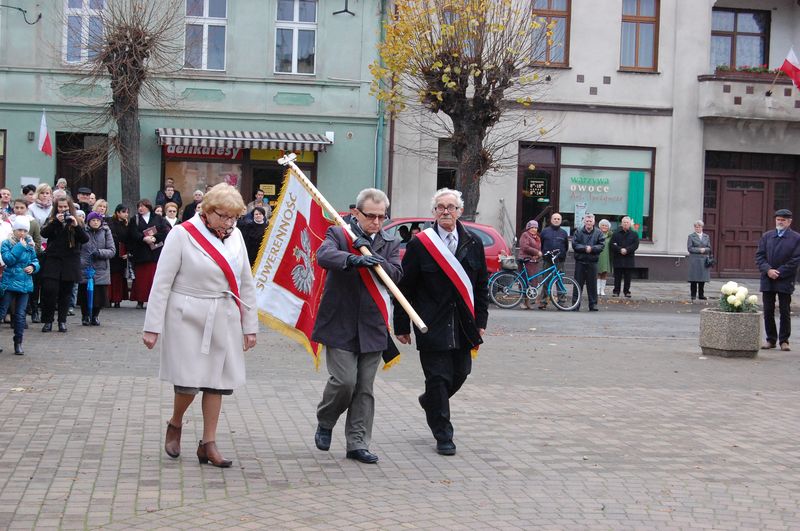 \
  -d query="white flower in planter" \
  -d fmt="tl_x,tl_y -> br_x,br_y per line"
747,294 -> 758,304
736,286 -> 748,298
727,295 -> 738,305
